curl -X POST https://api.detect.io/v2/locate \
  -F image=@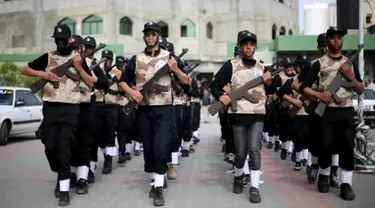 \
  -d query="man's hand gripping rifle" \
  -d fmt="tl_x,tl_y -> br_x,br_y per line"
122,48 -> 189,115
314,44 -> 364,117
30,43 -> 106,93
